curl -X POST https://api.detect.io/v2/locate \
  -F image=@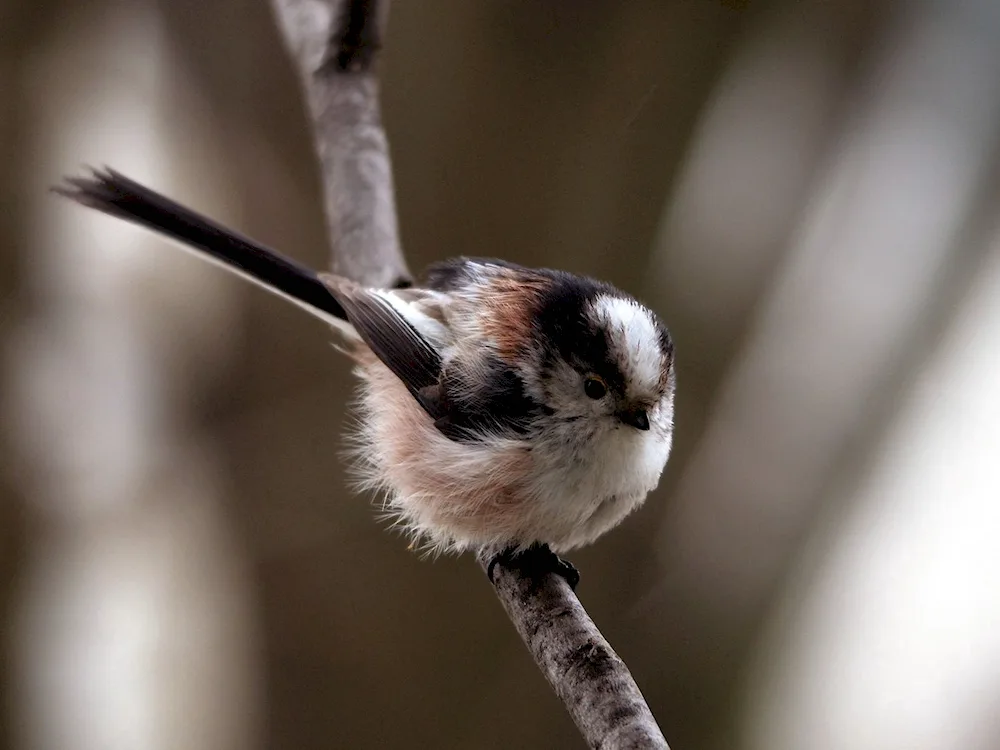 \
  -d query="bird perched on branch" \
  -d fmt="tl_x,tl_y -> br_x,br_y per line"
56,169 -> 676,587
